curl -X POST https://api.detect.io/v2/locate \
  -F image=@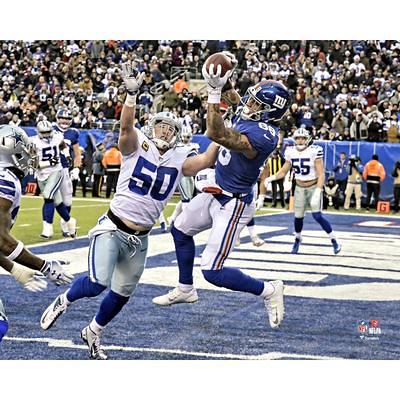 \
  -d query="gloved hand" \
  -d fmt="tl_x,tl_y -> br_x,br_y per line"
49,156 -> 59,166
255,195 -> 266,210
121,62 -> 145,96
40,260 -> 74,286
264,174 -> 277,188
70,167 -> 80,181
10,264 -> 48,292
310,187 -> 322,209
